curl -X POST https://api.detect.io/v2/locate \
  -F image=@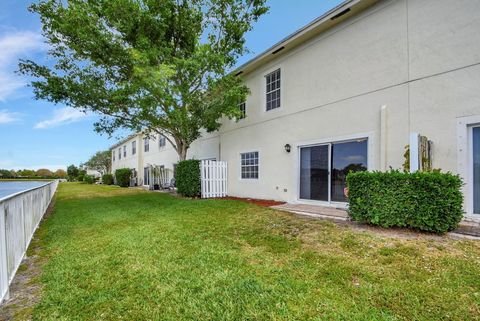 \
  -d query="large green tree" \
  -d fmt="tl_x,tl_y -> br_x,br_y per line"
83,150 -> 111,174
67,164 -> 79,179
20,0 -> 268,160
